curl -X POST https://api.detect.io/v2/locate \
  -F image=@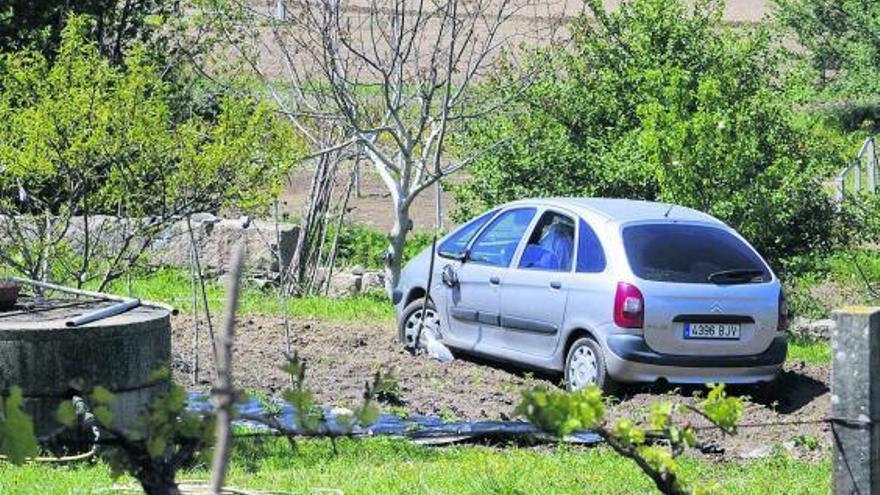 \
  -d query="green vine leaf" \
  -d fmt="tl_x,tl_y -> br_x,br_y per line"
700,383 -> 744,434
515,385 -> 604,437
636,445 -> 678,477
94,405 -> 114,428
611,418 -> 646,446
56,400 -> 77,427
0,387 -> 38,464
147,436 -> 167,459
91,386 -> 116,406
